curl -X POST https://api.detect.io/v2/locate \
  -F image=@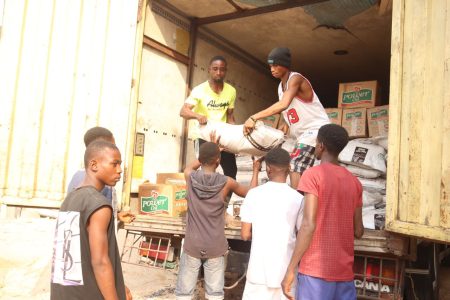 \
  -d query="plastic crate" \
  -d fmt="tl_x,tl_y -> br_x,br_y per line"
354,254 -> 405,299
